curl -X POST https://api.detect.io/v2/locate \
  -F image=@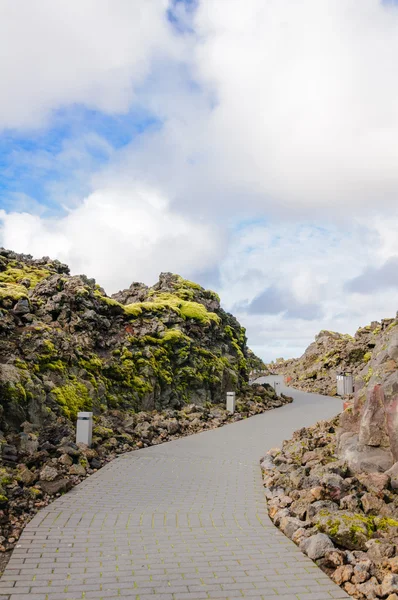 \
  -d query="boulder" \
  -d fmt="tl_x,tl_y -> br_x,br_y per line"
58,453 -> 73,467
17,465 -> 35,485
69,464 -> 86,476
381,574 -> 398,597
279,516 -> 304,539
338,432 -> 394,473
39,465 -> 59,482
300,533 -> 334,560
359,385 -> 390,447
332,564 -> 354,585
39,478 -> 72,495
360,492 -> 384,515
314,511 -> 371,550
